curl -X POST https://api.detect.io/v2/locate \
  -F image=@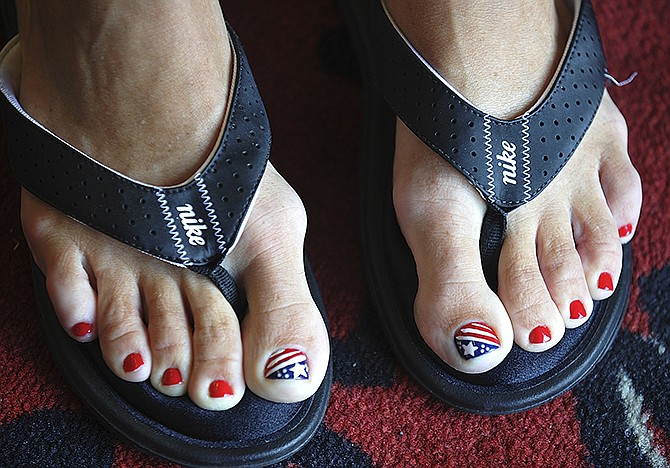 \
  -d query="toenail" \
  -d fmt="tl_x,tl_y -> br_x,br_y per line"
597,272 -> 614,291
122,353 -> 144,373
618,224 -> 633,238
569,300 -> 587,320
161,368 -> 183,386
209,380 -> 234,398
454,322 -> 501,360
529,326 -> 552,344
71,322 -> 93,337
264,348 -> 309,380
